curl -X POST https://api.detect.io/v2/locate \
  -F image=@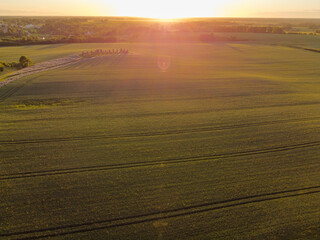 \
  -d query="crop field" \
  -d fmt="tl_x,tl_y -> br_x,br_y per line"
0,43 -> 133,77
0,41 -> 320,239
